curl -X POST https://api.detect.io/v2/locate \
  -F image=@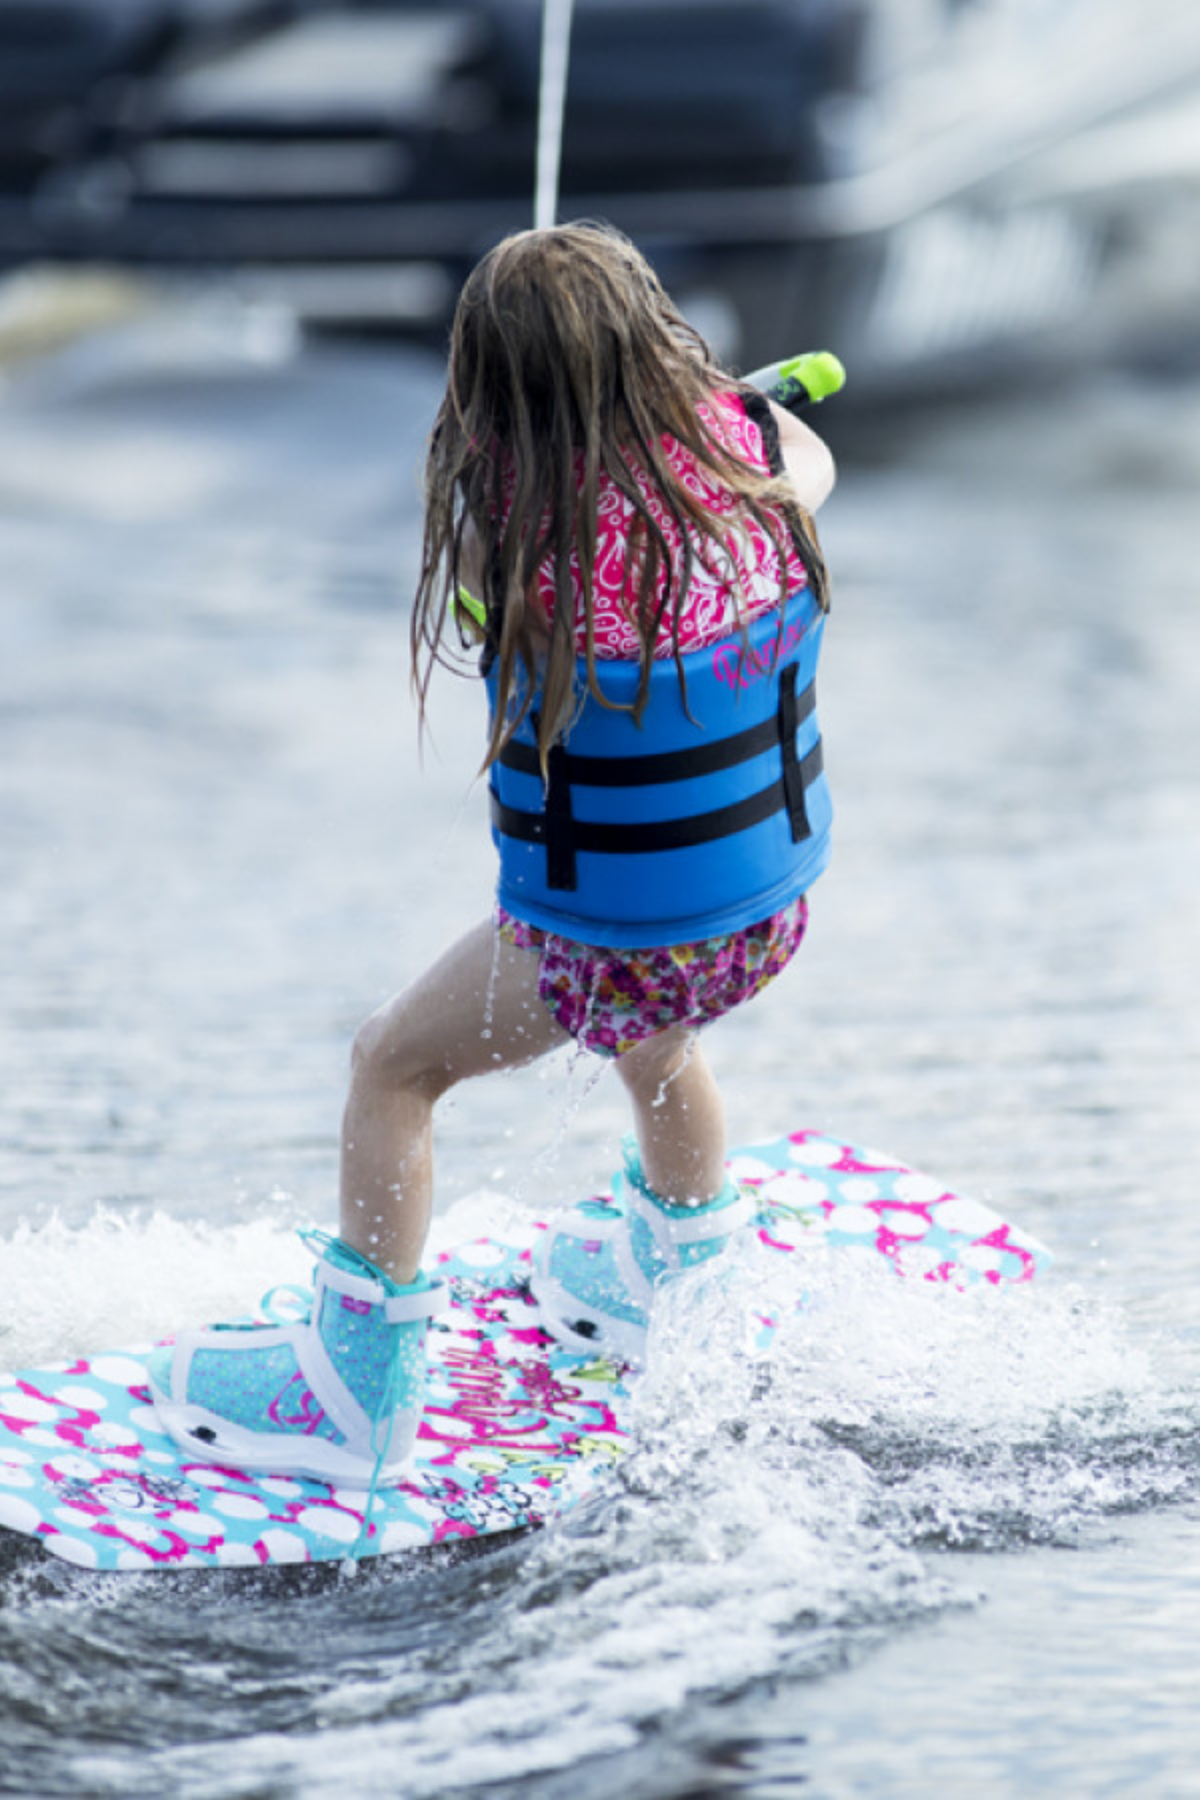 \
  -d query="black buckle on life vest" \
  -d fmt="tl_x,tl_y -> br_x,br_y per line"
493,673 -> 823,891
